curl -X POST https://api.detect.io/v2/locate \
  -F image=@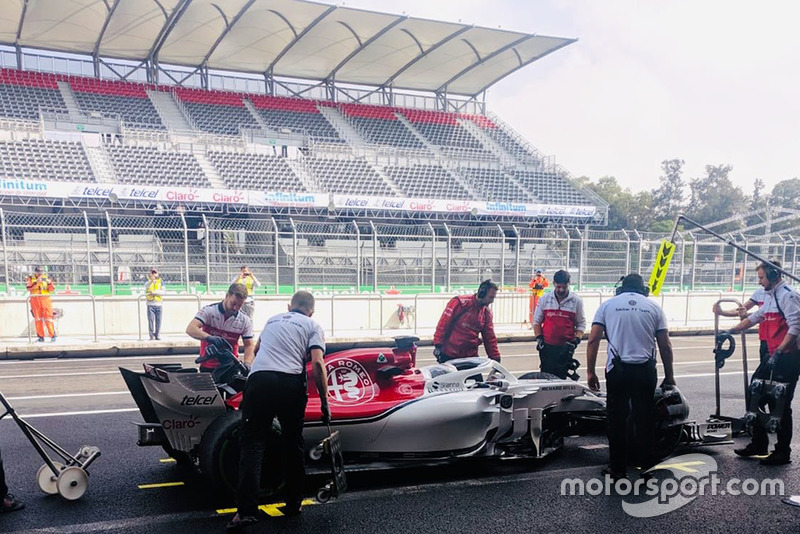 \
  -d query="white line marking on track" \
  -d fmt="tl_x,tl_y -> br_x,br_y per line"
0,354 -> 196,365
5,391 -> 128,401
0,371 -> 119,379
0,408 -> 138,419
